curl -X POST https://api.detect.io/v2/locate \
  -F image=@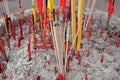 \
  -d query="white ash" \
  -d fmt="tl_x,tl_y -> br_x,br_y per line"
0,9 -> 120,80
